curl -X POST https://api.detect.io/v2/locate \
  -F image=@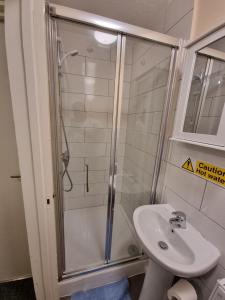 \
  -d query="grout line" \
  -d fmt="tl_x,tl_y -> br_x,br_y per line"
61,81 -> 166,99
165,8 -> 193,35
61,91 -> 114,99
199,180 -> 207,211
133,45 -> 169,68
62,71 -> 114,81
61,91 -> 114,98
131,83 -> 168,97
84,56 -> 87,77
167,160 -> 205,182
165,176 -> 205,211
57,46 -> 112,62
